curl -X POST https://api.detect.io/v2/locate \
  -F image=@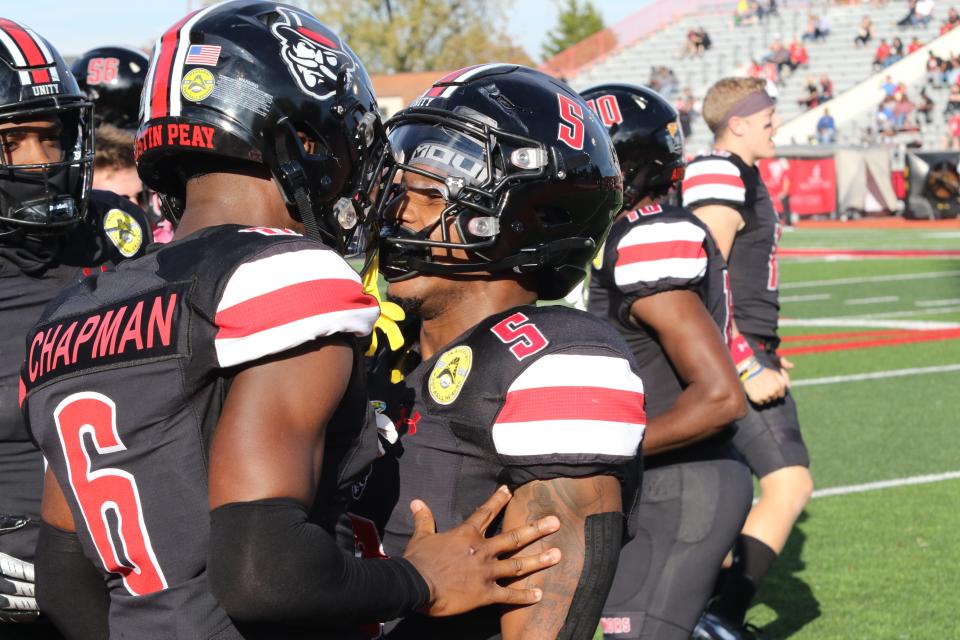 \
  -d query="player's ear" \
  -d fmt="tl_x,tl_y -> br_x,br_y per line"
726,116 -> 747,138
